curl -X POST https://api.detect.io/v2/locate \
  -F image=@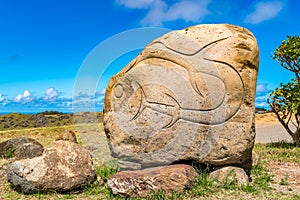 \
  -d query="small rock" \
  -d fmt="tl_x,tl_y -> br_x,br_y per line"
19,121 -> 29,128
6,140 -> 96,193
209,166 -> 249,185
108,164 -> 197,197
56,130 -> 77,143
35,114 -> 47,127
0,137 -> 43,159
14,143 -> 44,160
